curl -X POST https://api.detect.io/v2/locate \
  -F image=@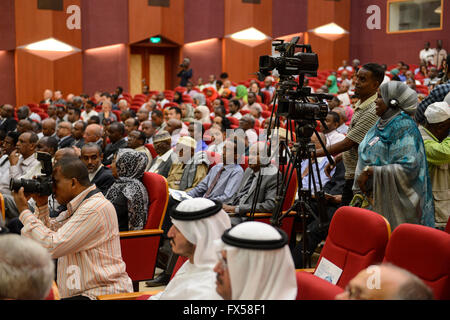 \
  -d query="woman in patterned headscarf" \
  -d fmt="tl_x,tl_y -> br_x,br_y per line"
106,149 -> 149,231
353,81 -> 434,229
